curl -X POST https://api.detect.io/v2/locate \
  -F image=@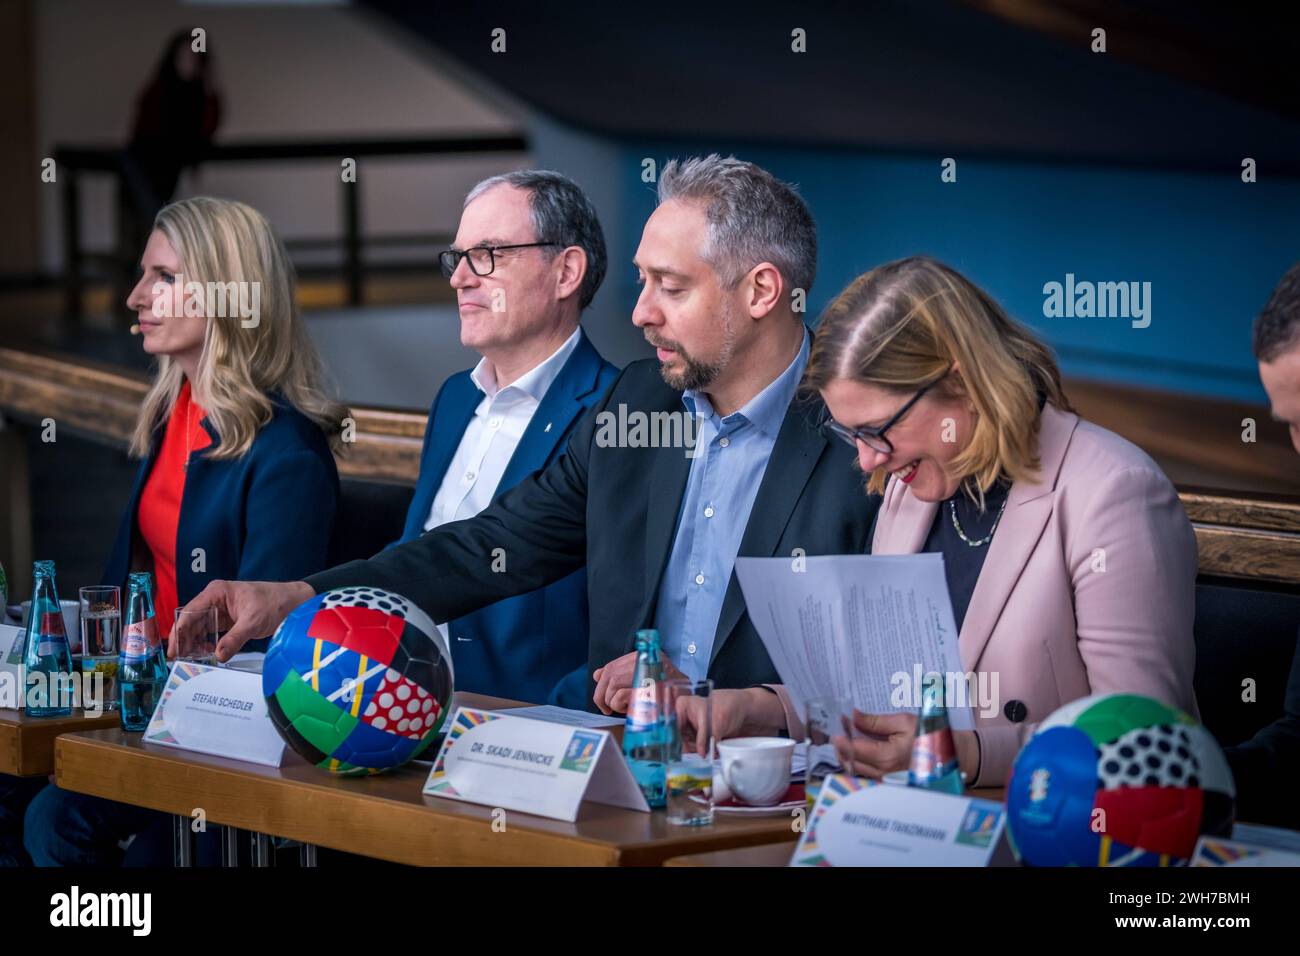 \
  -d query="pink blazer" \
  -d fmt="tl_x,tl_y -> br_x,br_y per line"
775,403 -> 1199,786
